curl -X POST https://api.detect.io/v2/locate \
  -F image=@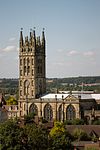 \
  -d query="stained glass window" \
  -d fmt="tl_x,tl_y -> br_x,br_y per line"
44,103 -> 53,121
66,104 -> 76,120
29,103 -> 38,115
